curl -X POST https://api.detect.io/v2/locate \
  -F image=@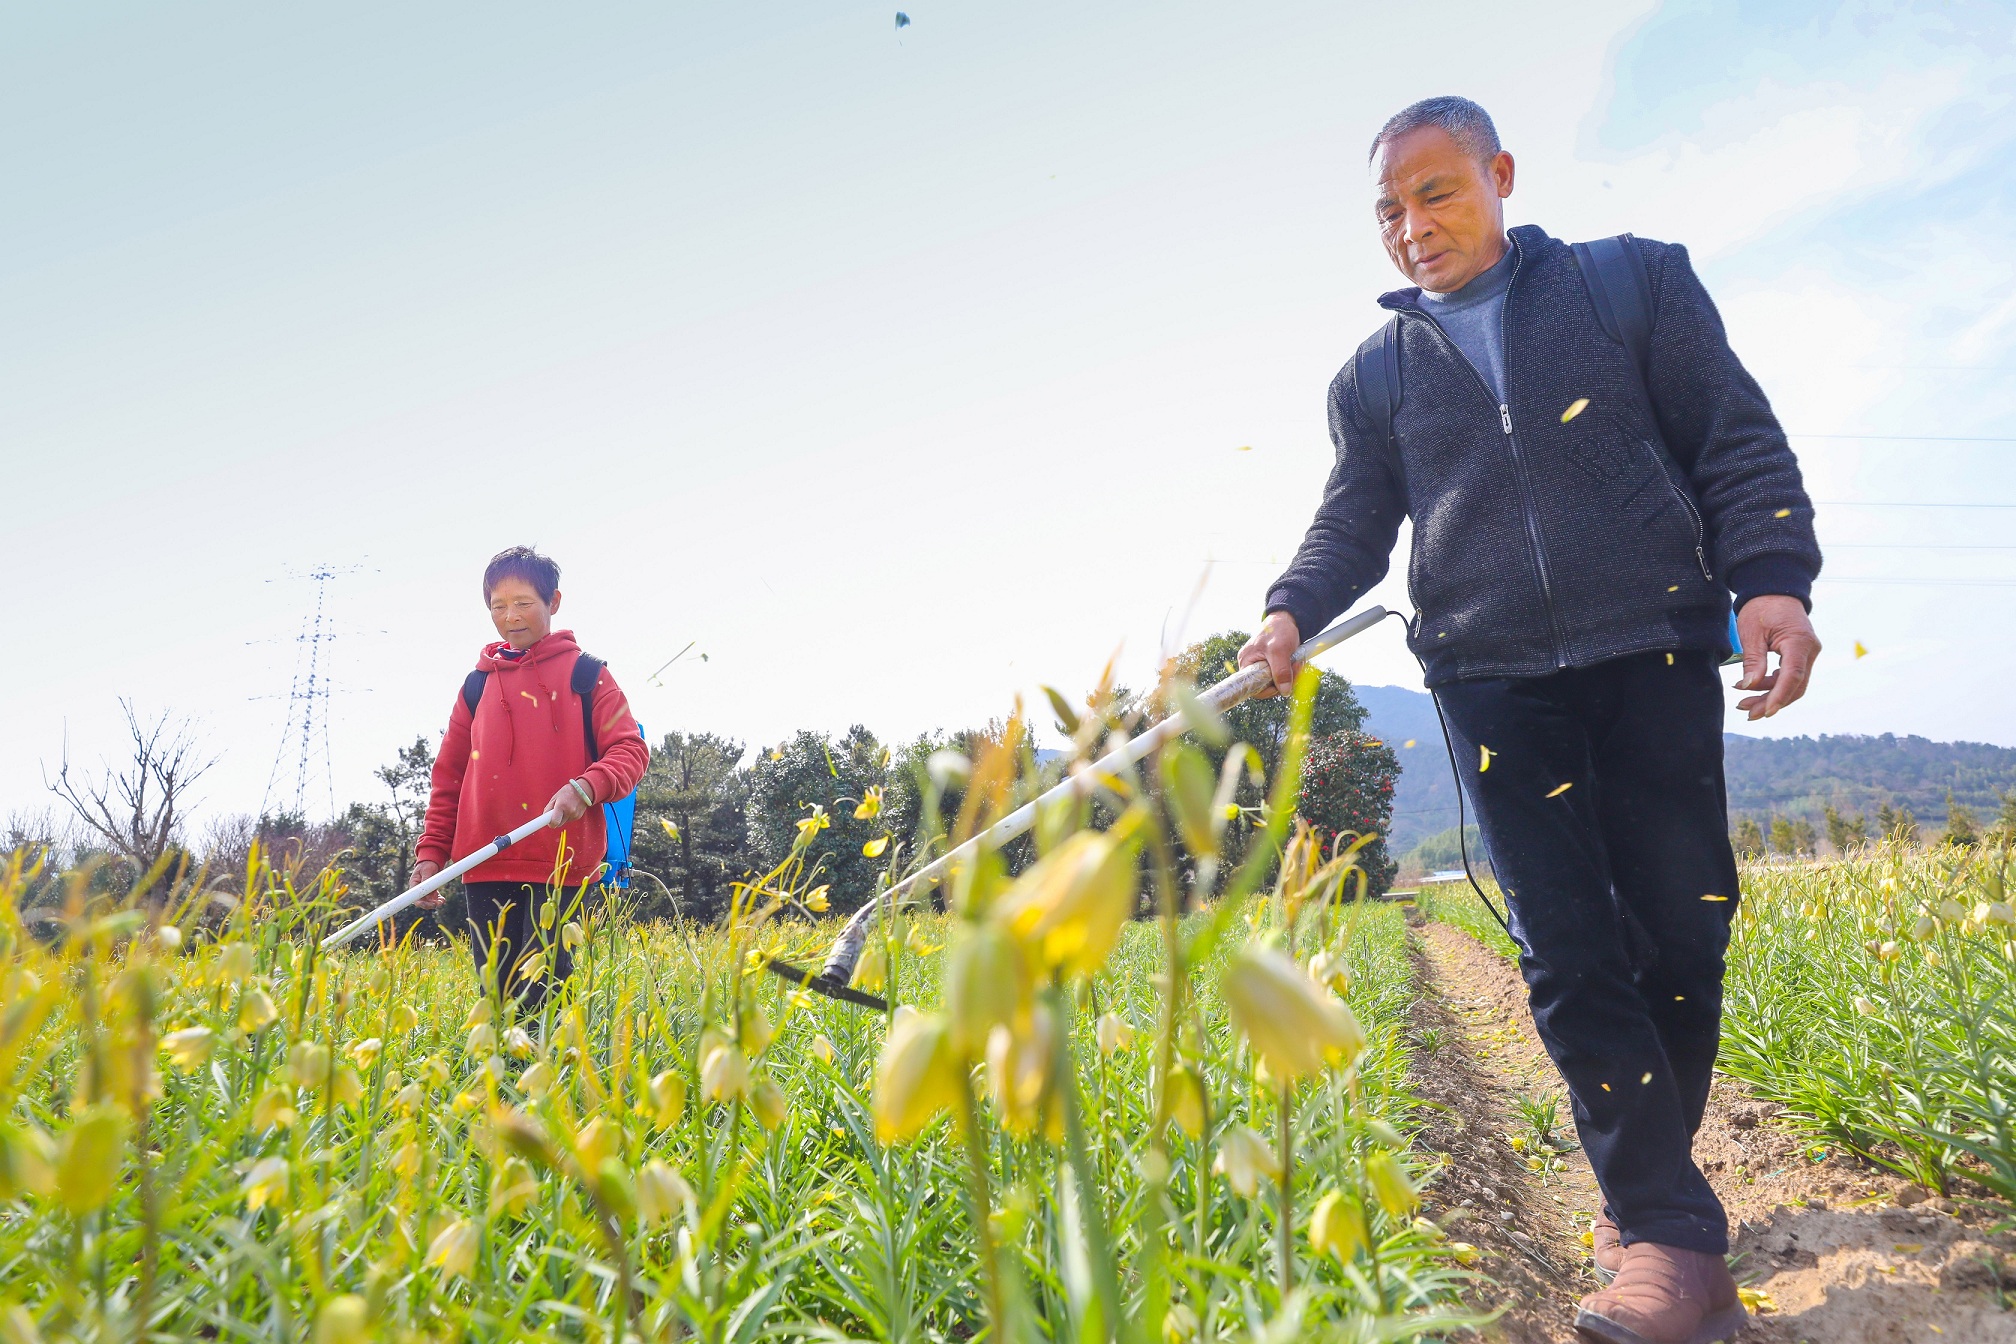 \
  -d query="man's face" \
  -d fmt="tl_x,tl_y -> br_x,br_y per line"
1372,126 -> 1515,293
487,577 -> 560,650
